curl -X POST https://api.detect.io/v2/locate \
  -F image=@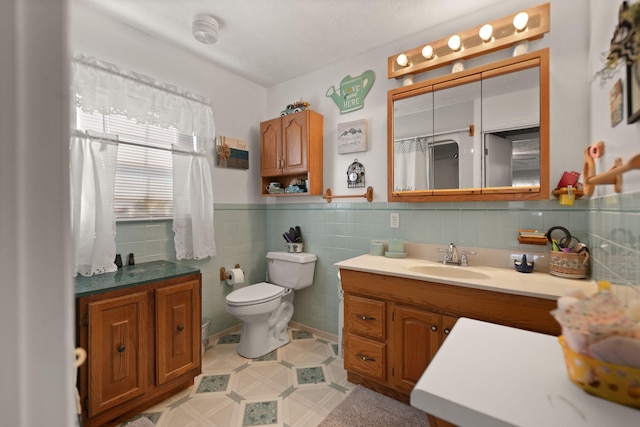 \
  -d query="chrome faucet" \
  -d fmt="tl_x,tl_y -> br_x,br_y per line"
445,243 -> 459,264
437,243 -> 476,266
